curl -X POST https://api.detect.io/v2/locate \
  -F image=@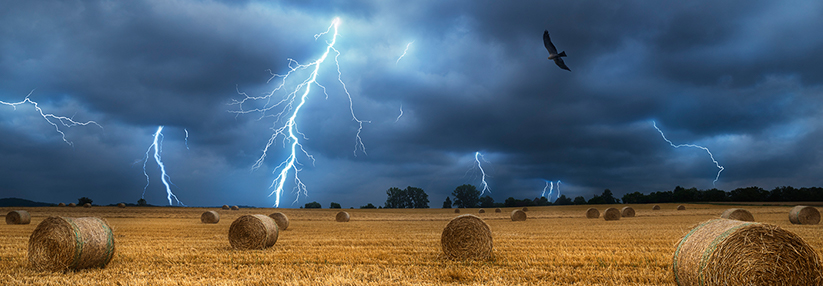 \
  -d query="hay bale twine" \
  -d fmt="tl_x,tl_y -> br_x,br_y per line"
585,208 -> 600,219
222,205 -> 230,210
68,203 -> 76,207
673,218 -> 823,285
228,214 -> 278,250
28,216 -> 115,271
789,205 -> 820,225
231,205 -> 240,210
522,207 -> 529,212
83,203 -> 91,208
478,209 -> 485,213
677,205 -> 686,210
117,203 -> 126,208
603,207 -> 621,221
720,208 -> 754,222
652,204 -> 661,210
454,208 -> 460,213
6,210 -> 31,225
441,214 -> 492,260
58,203 -> 65,207
268,212 -> 289,231
621,206 -> 635,217
511,209 -> 527,221
201,211 -> 220,224
335,211 -> 350,222
494,208 -> 501,213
